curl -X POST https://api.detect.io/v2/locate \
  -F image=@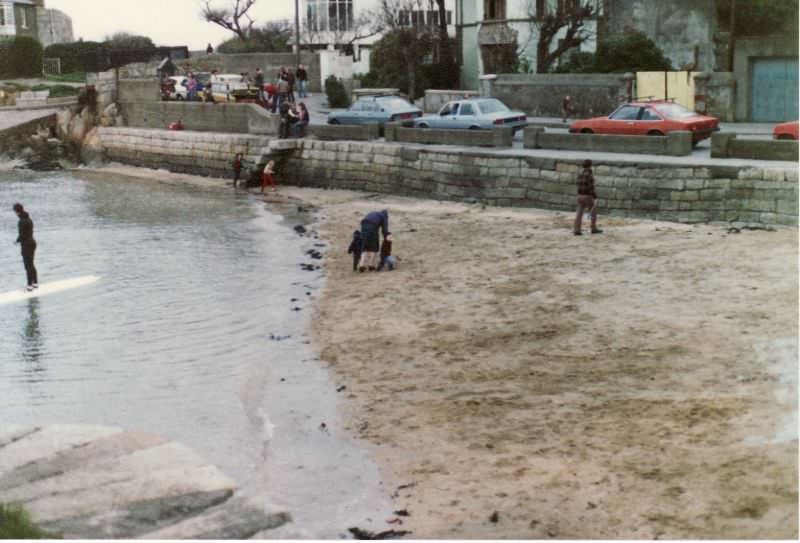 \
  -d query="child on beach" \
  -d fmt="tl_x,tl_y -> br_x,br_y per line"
377,233 -> 395,271
347,230 -> 363,271
260,160 -> 277,193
